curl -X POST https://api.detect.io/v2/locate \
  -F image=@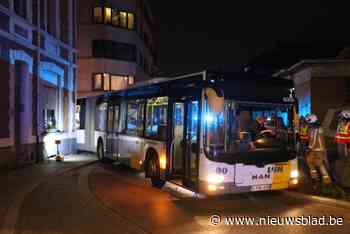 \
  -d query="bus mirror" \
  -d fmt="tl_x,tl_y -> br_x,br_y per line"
205,88 -> 224,114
